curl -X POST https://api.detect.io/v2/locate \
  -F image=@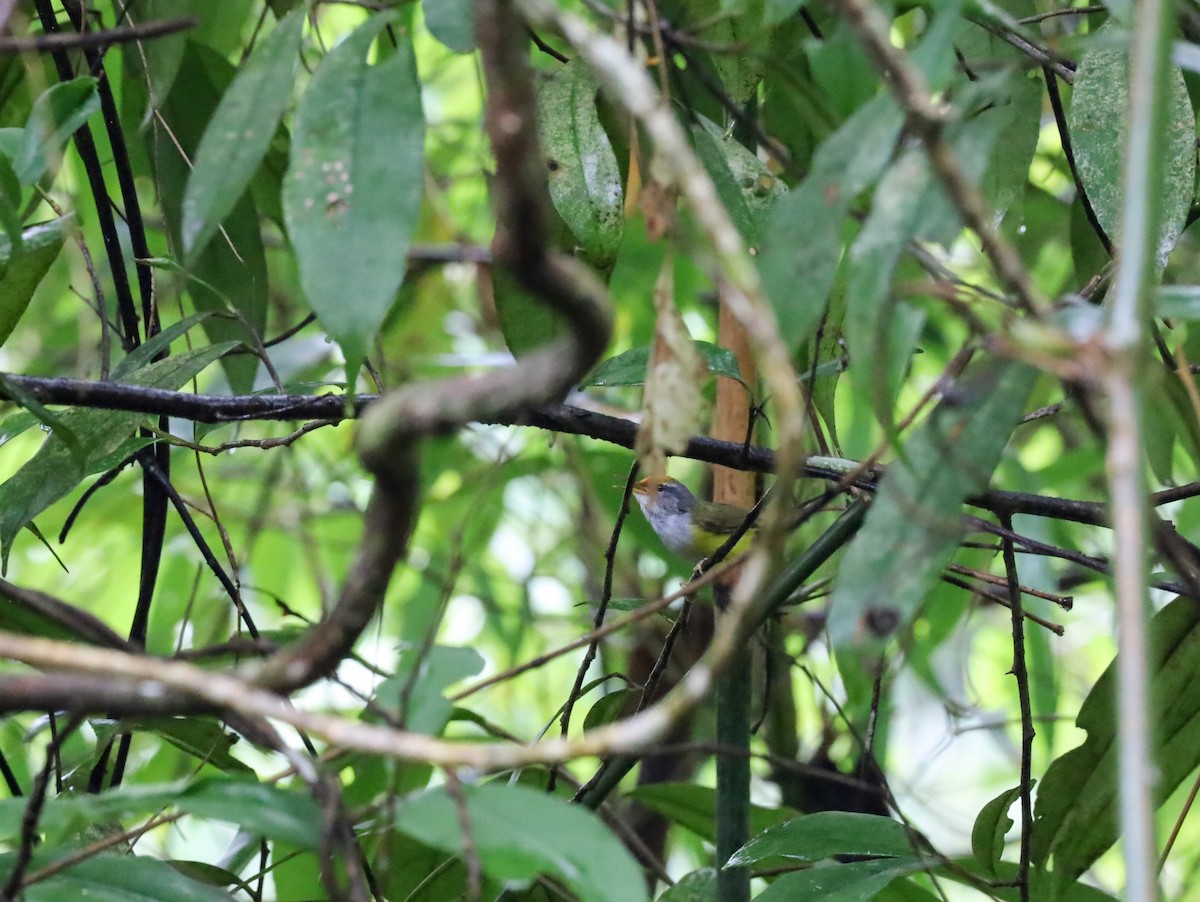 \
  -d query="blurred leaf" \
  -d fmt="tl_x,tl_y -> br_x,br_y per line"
627,783 -> 796,843
394,783 -> 648,902
11,851 -> 231,902
423,0 -> 475,52
182,8 -> 305,262
537,60 -> 623,266
728,812 -> 913,866
0,343 -> 236,566
15,78 -> 100,184
0,218 -> 68,349
372,645 -> 485,736
581,341 -> 744,388
765,0 -> 807,24
93,717 -> 253,776
827,361 -> 1038,649
753,857 -> 925,901
1032,595 -> 1200,891
583,688 -> 630,731
0,151 -> 21,246
1069,26 -> 1195,268
1157,284 -> 1200,318
283,11 -> 425,381
178,778 -> 321,847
